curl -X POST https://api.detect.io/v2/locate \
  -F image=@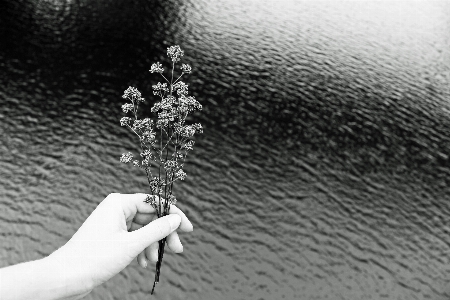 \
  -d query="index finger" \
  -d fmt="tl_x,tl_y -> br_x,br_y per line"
133,205 -> 193,232
115,193 -> 156,216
